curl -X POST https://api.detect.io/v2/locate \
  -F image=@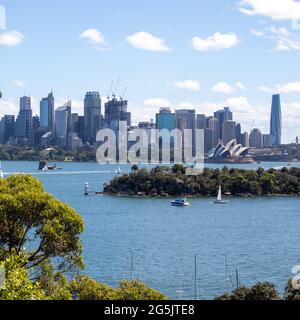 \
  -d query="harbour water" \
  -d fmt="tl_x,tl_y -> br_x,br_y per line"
2,161 -> 300,300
